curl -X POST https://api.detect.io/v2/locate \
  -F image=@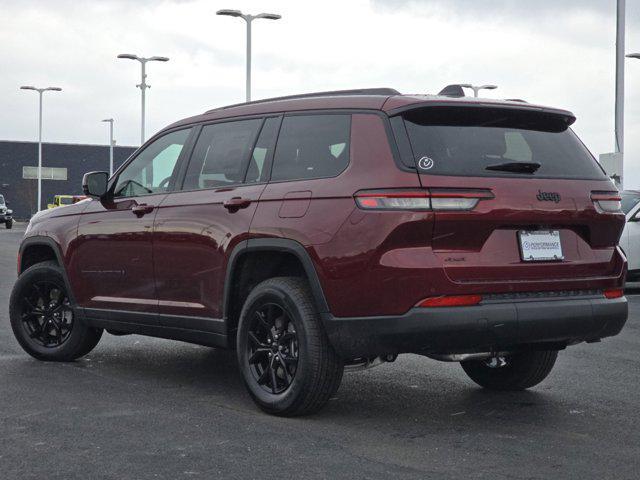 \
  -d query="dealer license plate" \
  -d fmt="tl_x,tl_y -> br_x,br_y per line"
518,230 -> 563,261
